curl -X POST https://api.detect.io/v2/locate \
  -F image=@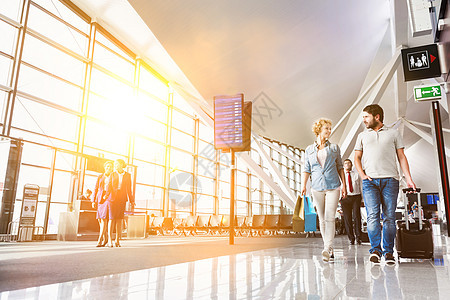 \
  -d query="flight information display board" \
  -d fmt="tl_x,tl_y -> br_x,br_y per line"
214,94 -> 245,150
